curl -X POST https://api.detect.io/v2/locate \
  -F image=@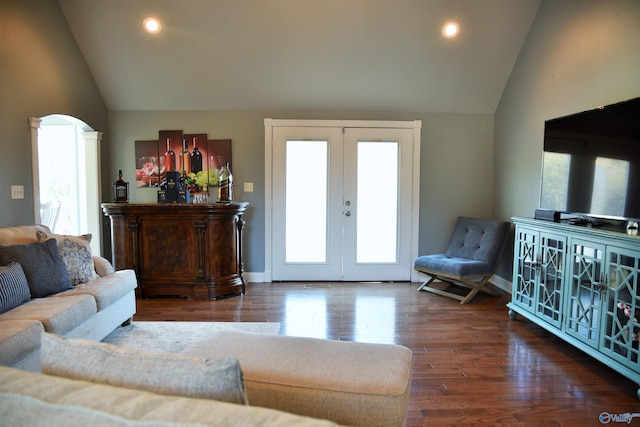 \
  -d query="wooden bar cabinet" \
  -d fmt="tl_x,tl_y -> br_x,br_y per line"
102,202 -> 248,300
